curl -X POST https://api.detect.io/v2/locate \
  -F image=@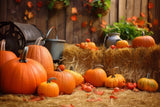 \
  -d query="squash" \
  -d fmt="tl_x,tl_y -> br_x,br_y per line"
26,37 -> 54,76
0,46 -> 47,94
132,36 -> 155,48
116,40 -> 129,48
105,67 -> 126,88
64,66 -> 84,87
137,73 -> 158,92
37,77 -> 59,97
47,68 -> 76,94
79,39 -> 98,50
84,67 -> 107,87
0,39 -> 17,67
